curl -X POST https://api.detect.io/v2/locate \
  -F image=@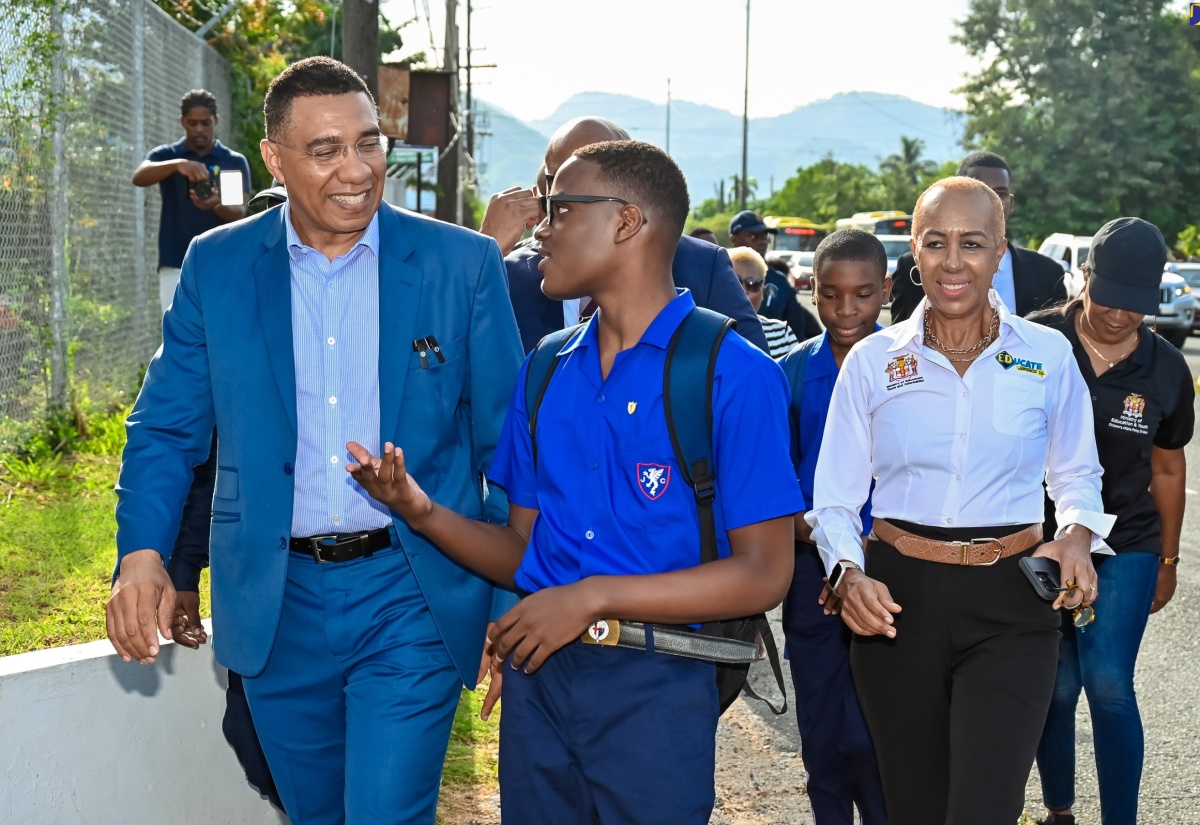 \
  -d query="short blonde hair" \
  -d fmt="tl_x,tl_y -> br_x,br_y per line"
728,246 -> 768,278
913,176 -> 1006,242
